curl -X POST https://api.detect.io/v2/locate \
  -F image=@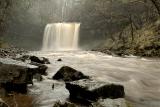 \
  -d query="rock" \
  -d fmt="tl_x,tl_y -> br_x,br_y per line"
92,48 -> 114,56
33,73 -> 43,81
52,66 -> 89,82
17,55 -> 50,64
92,98 -> 127,107
52,99 -> 127,107
53,101 -> 76,107
0,98 -> 9,107
57,58 -> 62,61
52,84 -> 54,90
0,87 -> 6,97
30,62 -> 48,75
30,56 -> 50,64
65,80 -> 125,104
0,47 -> 27,59
0,63 -> 37,95
16,55 -> 30,62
